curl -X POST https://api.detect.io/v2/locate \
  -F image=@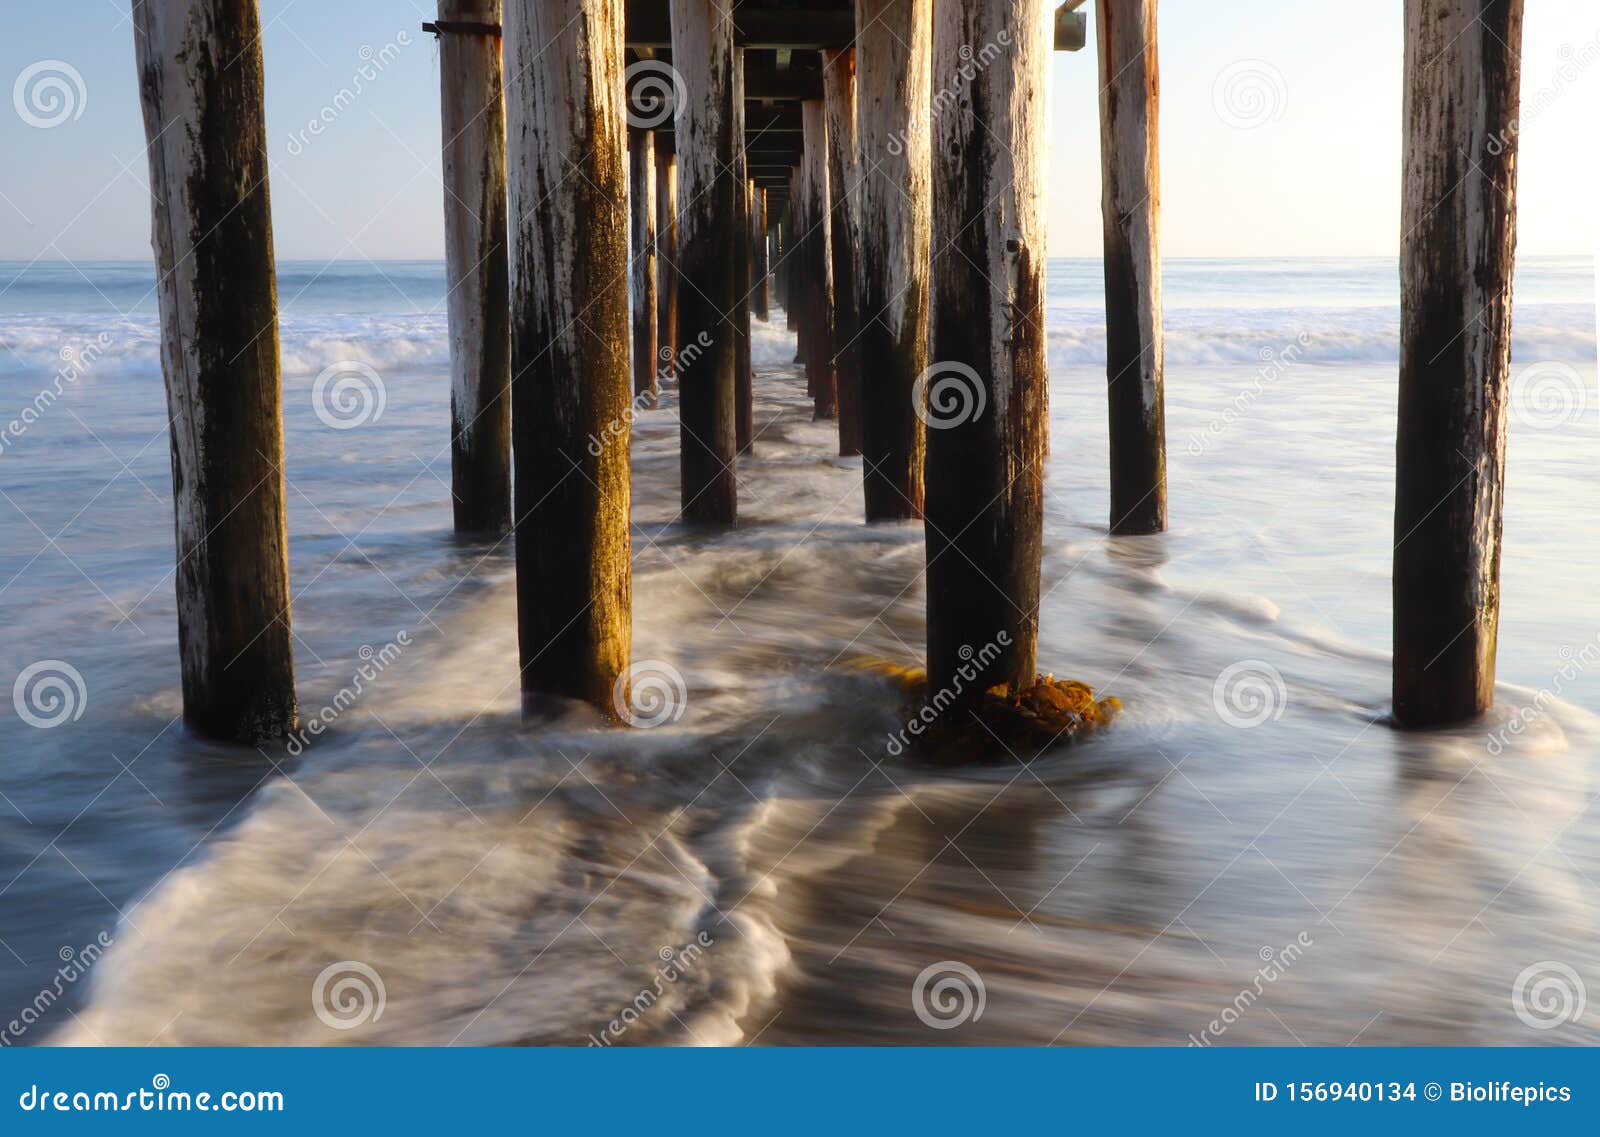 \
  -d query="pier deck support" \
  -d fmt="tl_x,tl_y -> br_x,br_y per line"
824,48 -> 862,457
1393,0 -> 1525,728
630,126 -> 659,404
926,0 -> 1049,696
800,99 -> 836,419
133,0 -> 298,743
655,149 -> 678,387
505,0 -> 632,715
855,0 -> 930,520
753,186 -> 770,322
436,1 -> 512,536
734,65 -> 755,456
671,0 -> 740,522
1095,0 -> 1166,535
